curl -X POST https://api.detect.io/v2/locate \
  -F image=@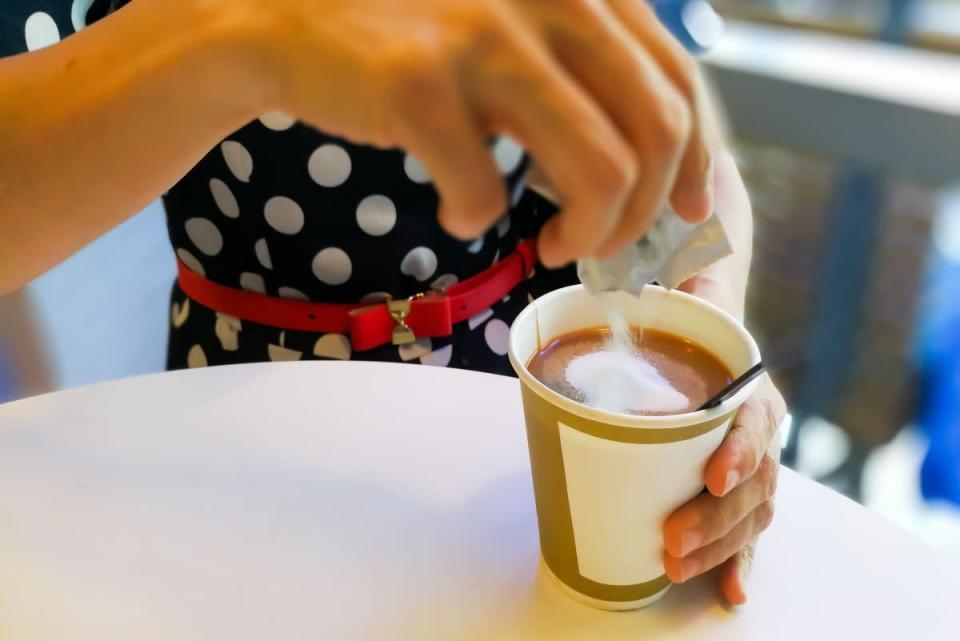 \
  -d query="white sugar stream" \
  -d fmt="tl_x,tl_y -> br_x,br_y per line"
563,295 -> 688,415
